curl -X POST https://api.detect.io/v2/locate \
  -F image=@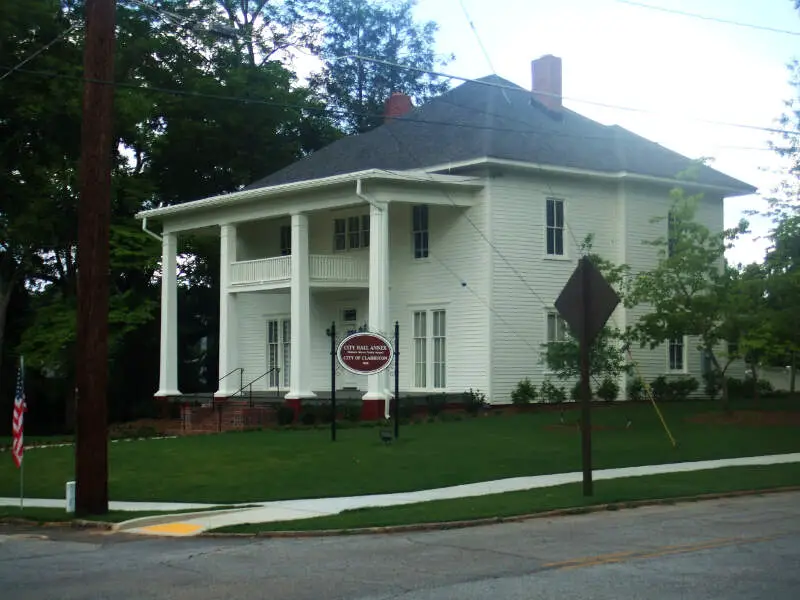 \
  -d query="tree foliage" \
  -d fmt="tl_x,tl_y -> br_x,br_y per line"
310,0 -> 452,133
